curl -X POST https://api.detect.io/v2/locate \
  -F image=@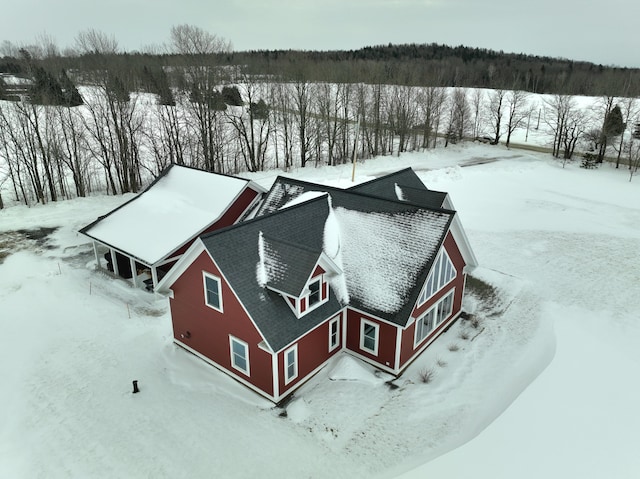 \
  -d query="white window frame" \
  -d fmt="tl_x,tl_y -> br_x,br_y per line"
414,289 -> 456,347
418,249 -> 456,306
203,272 -> 223,313
360,319 -> 379,356
229,336 -> 250,375
307,278 -> 321,307
284,344 -> 298,384
329,316 -> 340,351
